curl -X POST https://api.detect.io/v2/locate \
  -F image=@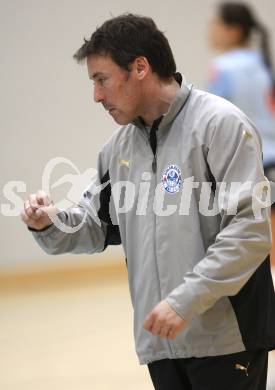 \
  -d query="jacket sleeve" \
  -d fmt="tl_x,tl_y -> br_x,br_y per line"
30,148 -> 121,255
166,112 -> 272,322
